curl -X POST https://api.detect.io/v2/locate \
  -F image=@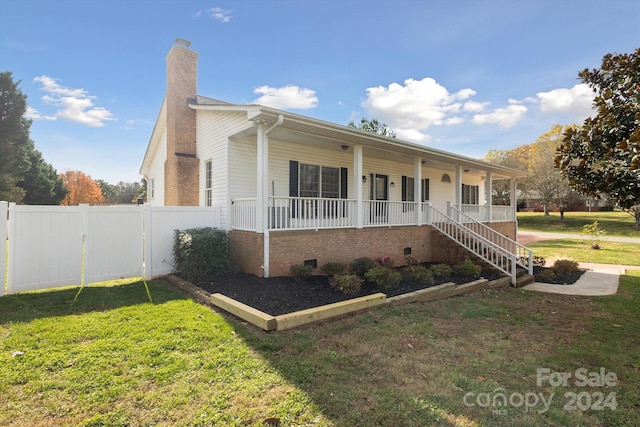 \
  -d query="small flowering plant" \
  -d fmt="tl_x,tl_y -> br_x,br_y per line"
379,256 -> 394,268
